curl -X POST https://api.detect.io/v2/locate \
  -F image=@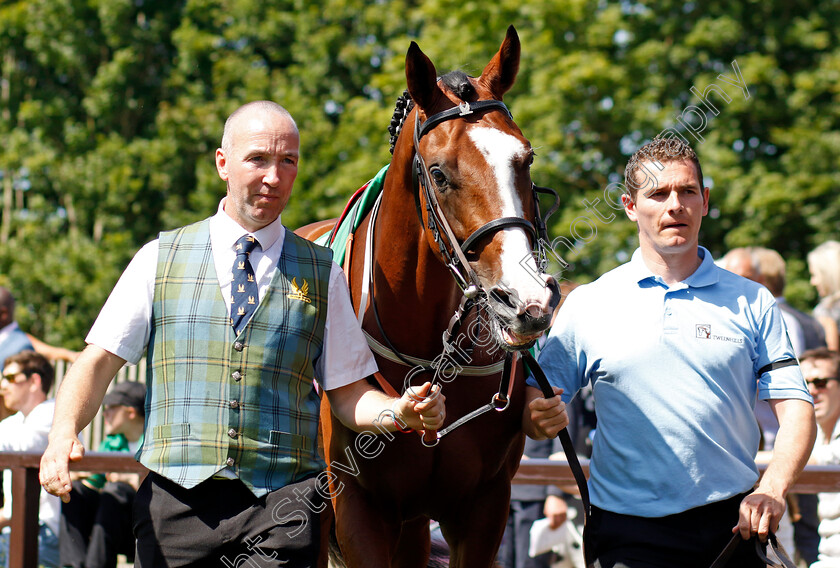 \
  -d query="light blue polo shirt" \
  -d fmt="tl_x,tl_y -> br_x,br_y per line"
533,247 -> 812,517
